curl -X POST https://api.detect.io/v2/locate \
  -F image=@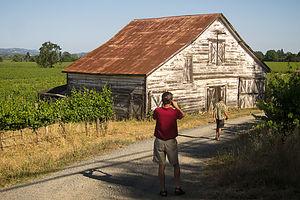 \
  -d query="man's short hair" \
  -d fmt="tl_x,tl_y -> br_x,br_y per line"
162,92 -> 173,105
219,97 -> 224,101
